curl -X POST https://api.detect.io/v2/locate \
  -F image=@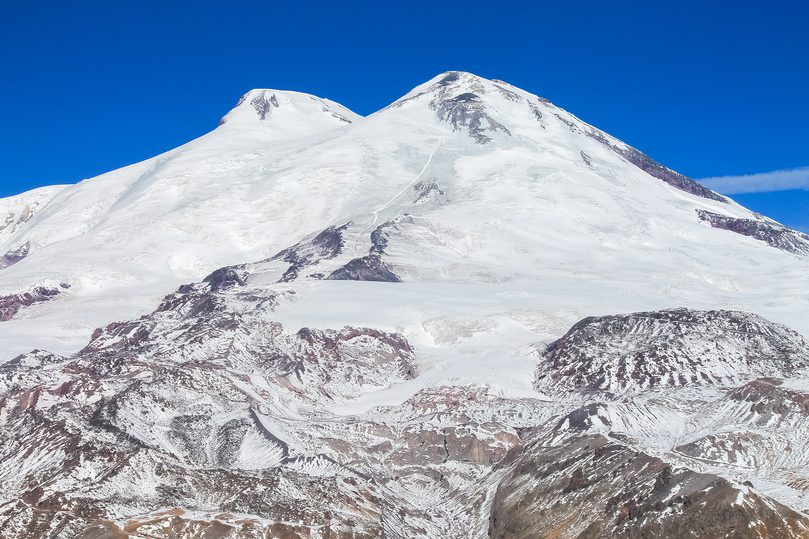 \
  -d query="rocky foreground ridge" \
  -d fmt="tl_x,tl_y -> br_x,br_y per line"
2,71 -> 809,538
2,254 -> 809,538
